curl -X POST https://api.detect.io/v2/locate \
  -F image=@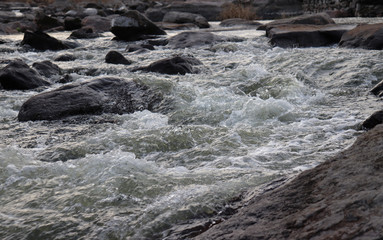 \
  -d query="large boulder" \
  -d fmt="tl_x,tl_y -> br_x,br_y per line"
0,60 -> 50,90
163,11 -> 210,29
18,77 -> 162,121
110,10 -> 166,41
339,23 -> 383,50
134,55 -> 202,75
194,123 -> 383,239
21,31 -> 77,51
105,51 -> 132,65
268,24 -> 356,48
167,31 -> 224,48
